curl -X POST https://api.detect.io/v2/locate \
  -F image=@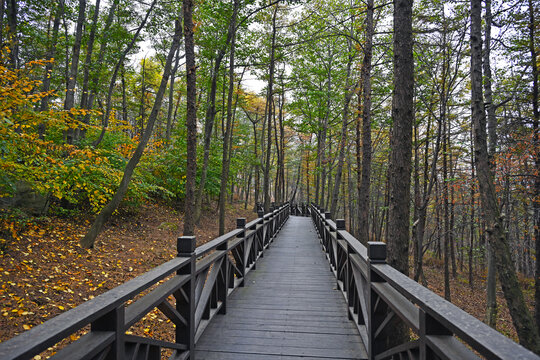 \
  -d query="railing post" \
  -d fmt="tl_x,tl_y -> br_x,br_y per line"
336,219 -> 346,292
368,242 -> 386,360
177,236 -> 196,359
217,233 -> 229,315
90,306 -> 124,360
237,218 -> 246,287
323,212 -> 331,253
258,210 -> 264,258
268,206 -> 275,244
